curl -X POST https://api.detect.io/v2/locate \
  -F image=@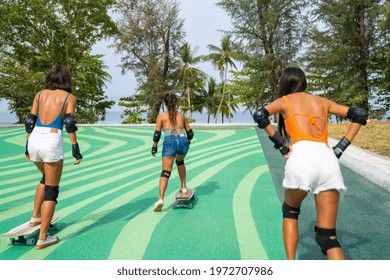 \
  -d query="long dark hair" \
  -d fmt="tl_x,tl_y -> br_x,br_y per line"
164,93 -> 178,125
44,64 -> 72,93
277,67 -> 307,140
